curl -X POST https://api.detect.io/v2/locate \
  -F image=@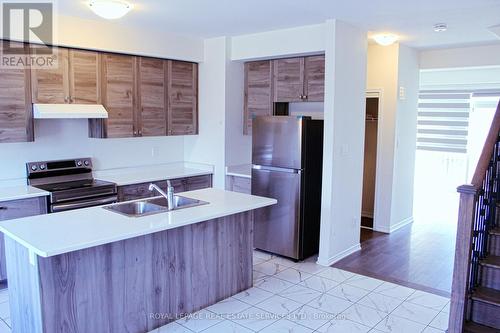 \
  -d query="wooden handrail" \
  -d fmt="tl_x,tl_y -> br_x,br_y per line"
470,101 -> 500,188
